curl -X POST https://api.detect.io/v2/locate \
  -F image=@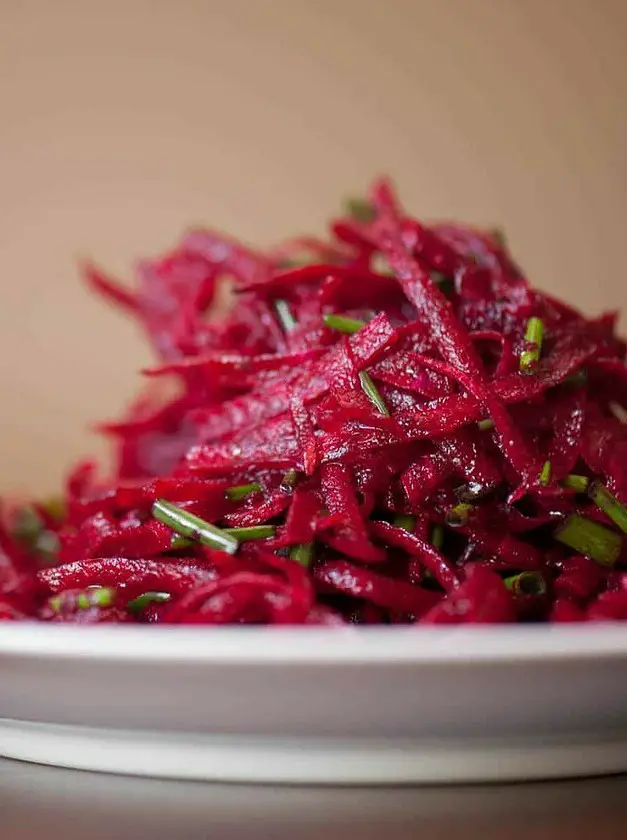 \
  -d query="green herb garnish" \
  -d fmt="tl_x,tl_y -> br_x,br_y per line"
274,299 -> 297,332
562,474 -> 589,493
225,483 -> 262,502
127,592 -> 171,613
393,514 -> 416,532
224,525 -> 276,541
358,370 -> 389,416
323,314 -> 366,335
588,481 -> 627,535
345,197 -> 376,223
289,542 -> 314,566
445,503 -> 474,528
554,513 -> 622,567
538,460 -> 552,486
503,571 -> 546,596
430,524 -> 444,550
280,470 -> 300,490
153,499 -> 239,555
520,317 -> 544,374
